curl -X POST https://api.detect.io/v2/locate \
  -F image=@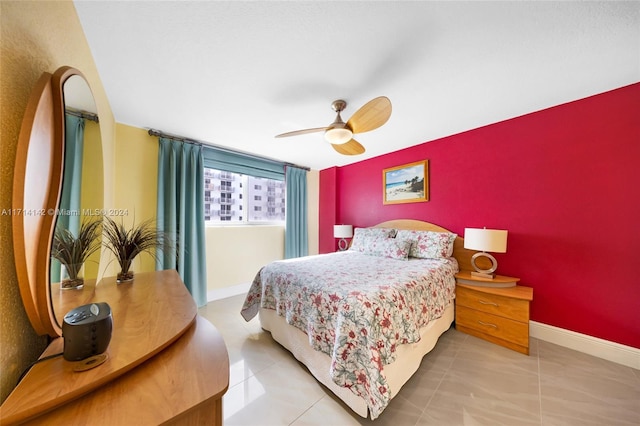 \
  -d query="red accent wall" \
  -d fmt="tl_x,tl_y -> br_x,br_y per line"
319,83 -> 640,348
319,167 -> 338,252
